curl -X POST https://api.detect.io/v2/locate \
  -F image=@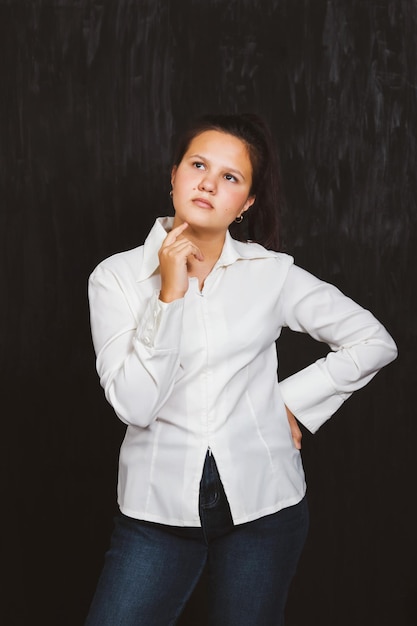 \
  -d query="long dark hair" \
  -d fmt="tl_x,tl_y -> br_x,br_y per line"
172,113 -> 284,250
